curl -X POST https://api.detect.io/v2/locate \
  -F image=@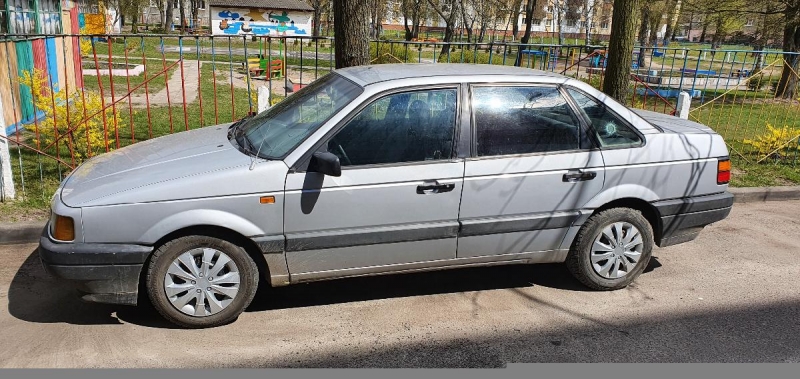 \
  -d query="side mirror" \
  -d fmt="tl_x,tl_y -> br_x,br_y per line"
309,151 -> 341,177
